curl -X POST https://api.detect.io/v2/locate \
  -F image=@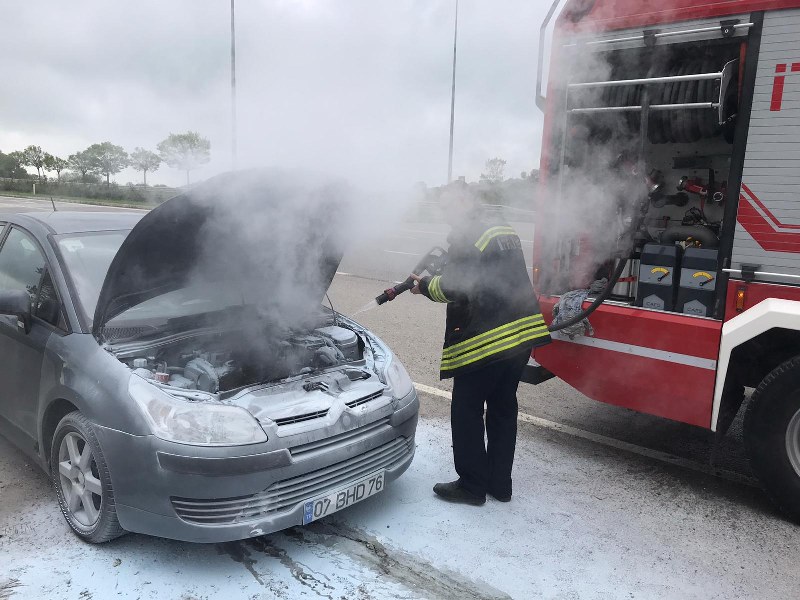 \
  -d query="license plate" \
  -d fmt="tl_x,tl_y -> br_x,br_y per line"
303,471 -> 385,524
